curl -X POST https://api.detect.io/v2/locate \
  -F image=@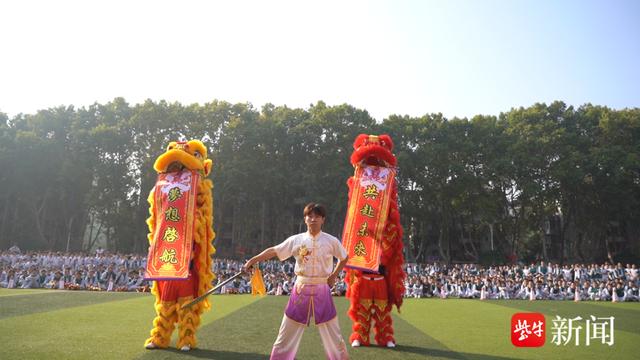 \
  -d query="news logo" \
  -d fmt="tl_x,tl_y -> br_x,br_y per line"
511,313 -> 615,347
511,312 -> 545,347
